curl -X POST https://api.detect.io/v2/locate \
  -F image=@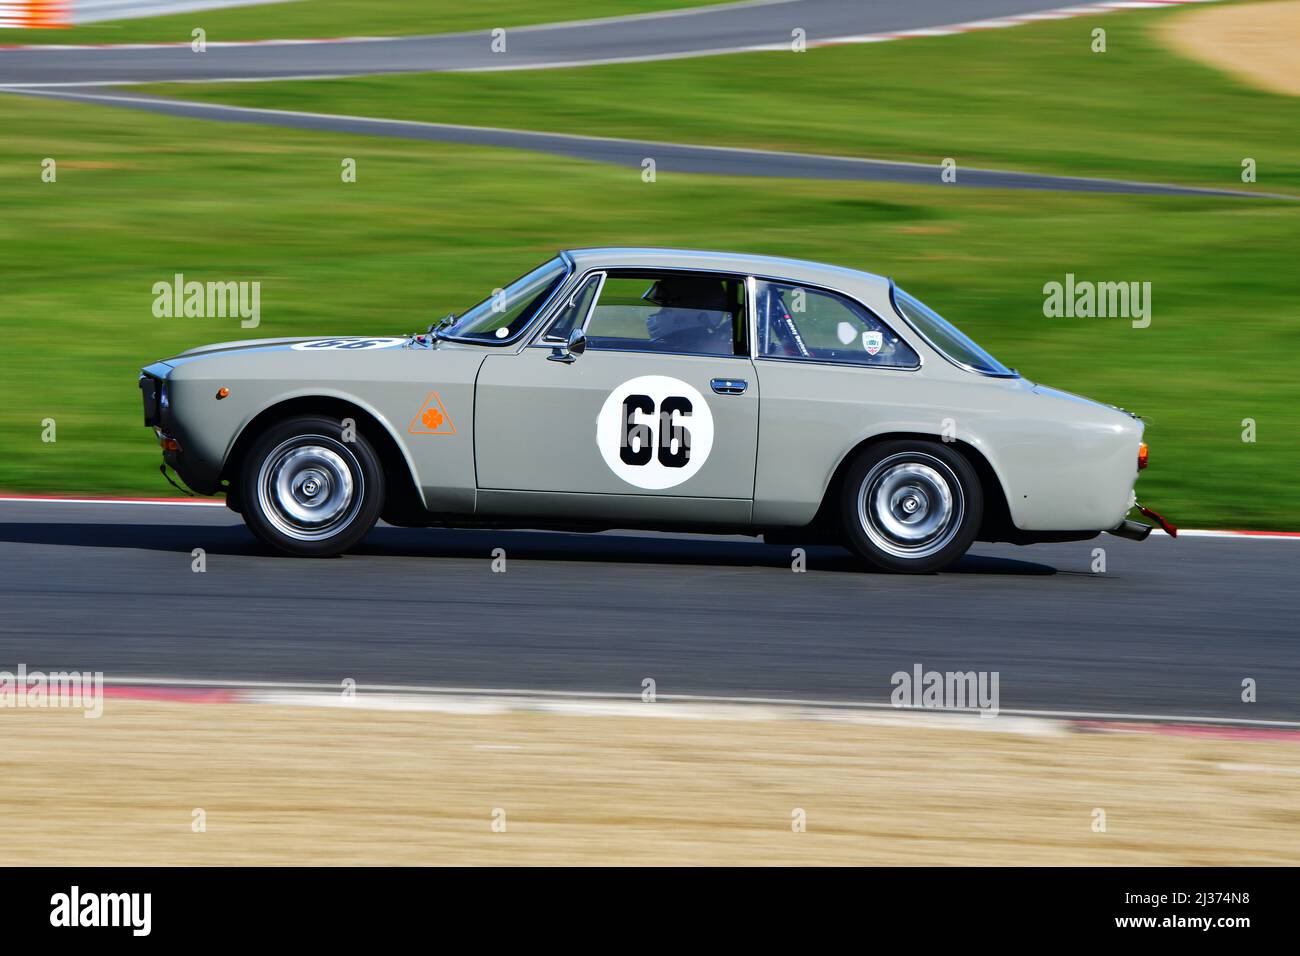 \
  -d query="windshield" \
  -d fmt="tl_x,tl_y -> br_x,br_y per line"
892,287 -> 1015,377
441,256 -> 569,342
